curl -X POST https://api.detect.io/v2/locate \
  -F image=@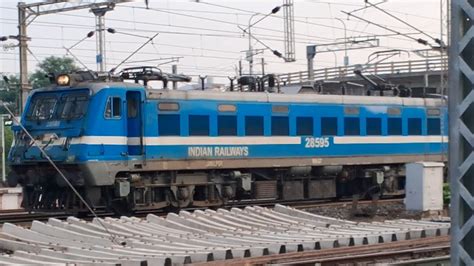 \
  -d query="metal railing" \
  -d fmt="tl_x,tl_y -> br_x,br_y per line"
277,56 -> 447,85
